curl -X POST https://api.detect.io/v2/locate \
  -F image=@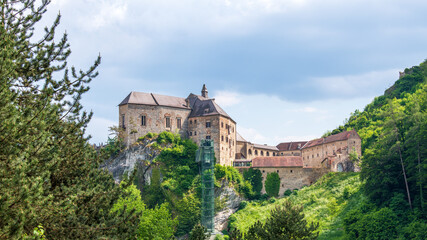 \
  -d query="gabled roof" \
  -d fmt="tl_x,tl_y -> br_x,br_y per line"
302,130 -> 360,149
187,94 -> 234,121
253,144 -> 279,151
119,92 -> 190,109
252,156 -> 303,168
236,132 -> 248,142
276,141 -> 308,151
